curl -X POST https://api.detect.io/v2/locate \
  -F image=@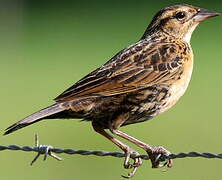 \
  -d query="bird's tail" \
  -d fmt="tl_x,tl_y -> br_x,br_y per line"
4,103 -> 66,135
